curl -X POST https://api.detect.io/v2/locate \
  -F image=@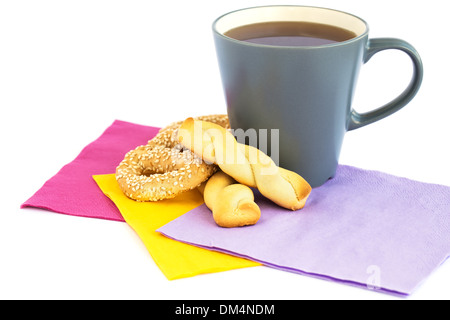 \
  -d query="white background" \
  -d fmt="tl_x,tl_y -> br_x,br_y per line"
1,0 -> 449,300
